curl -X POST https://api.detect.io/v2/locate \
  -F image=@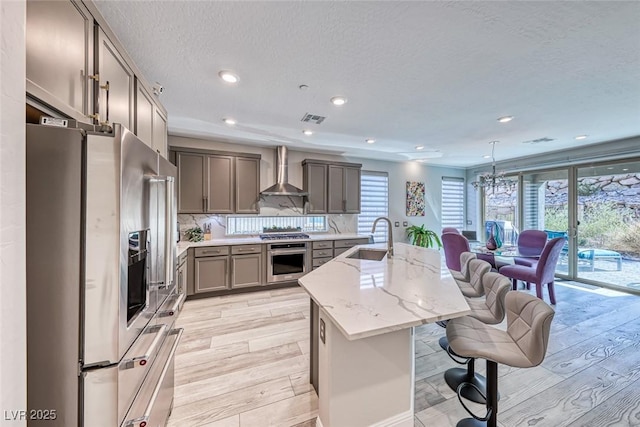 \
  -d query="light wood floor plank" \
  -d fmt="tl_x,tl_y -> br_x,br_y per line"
238,391 -> 318,426
566,380 -> 640,427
